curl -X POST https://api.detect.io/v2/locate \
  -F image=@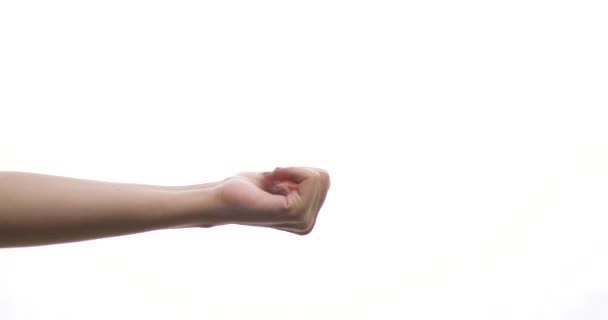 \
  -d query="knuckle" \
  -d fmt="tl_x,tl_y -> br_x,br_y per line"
295,221 -> 309,231
285,208 -> 305,221
303,168 -> 319,178
319,170 -> 330,187
297,223 -> 314,235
